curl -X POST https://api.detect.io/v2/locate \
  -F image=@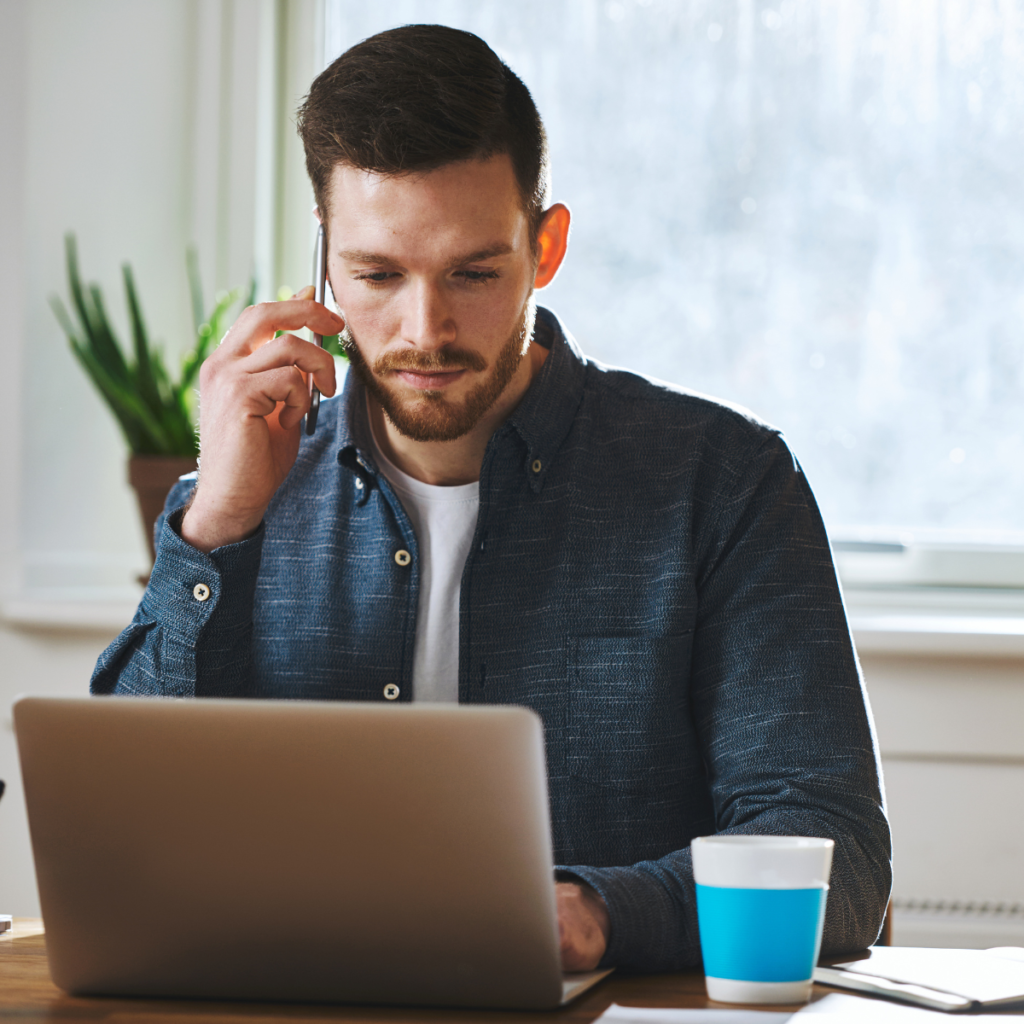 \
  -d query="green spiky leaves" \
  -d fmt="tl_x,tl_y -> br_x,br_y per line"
51,235 -> 250,457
